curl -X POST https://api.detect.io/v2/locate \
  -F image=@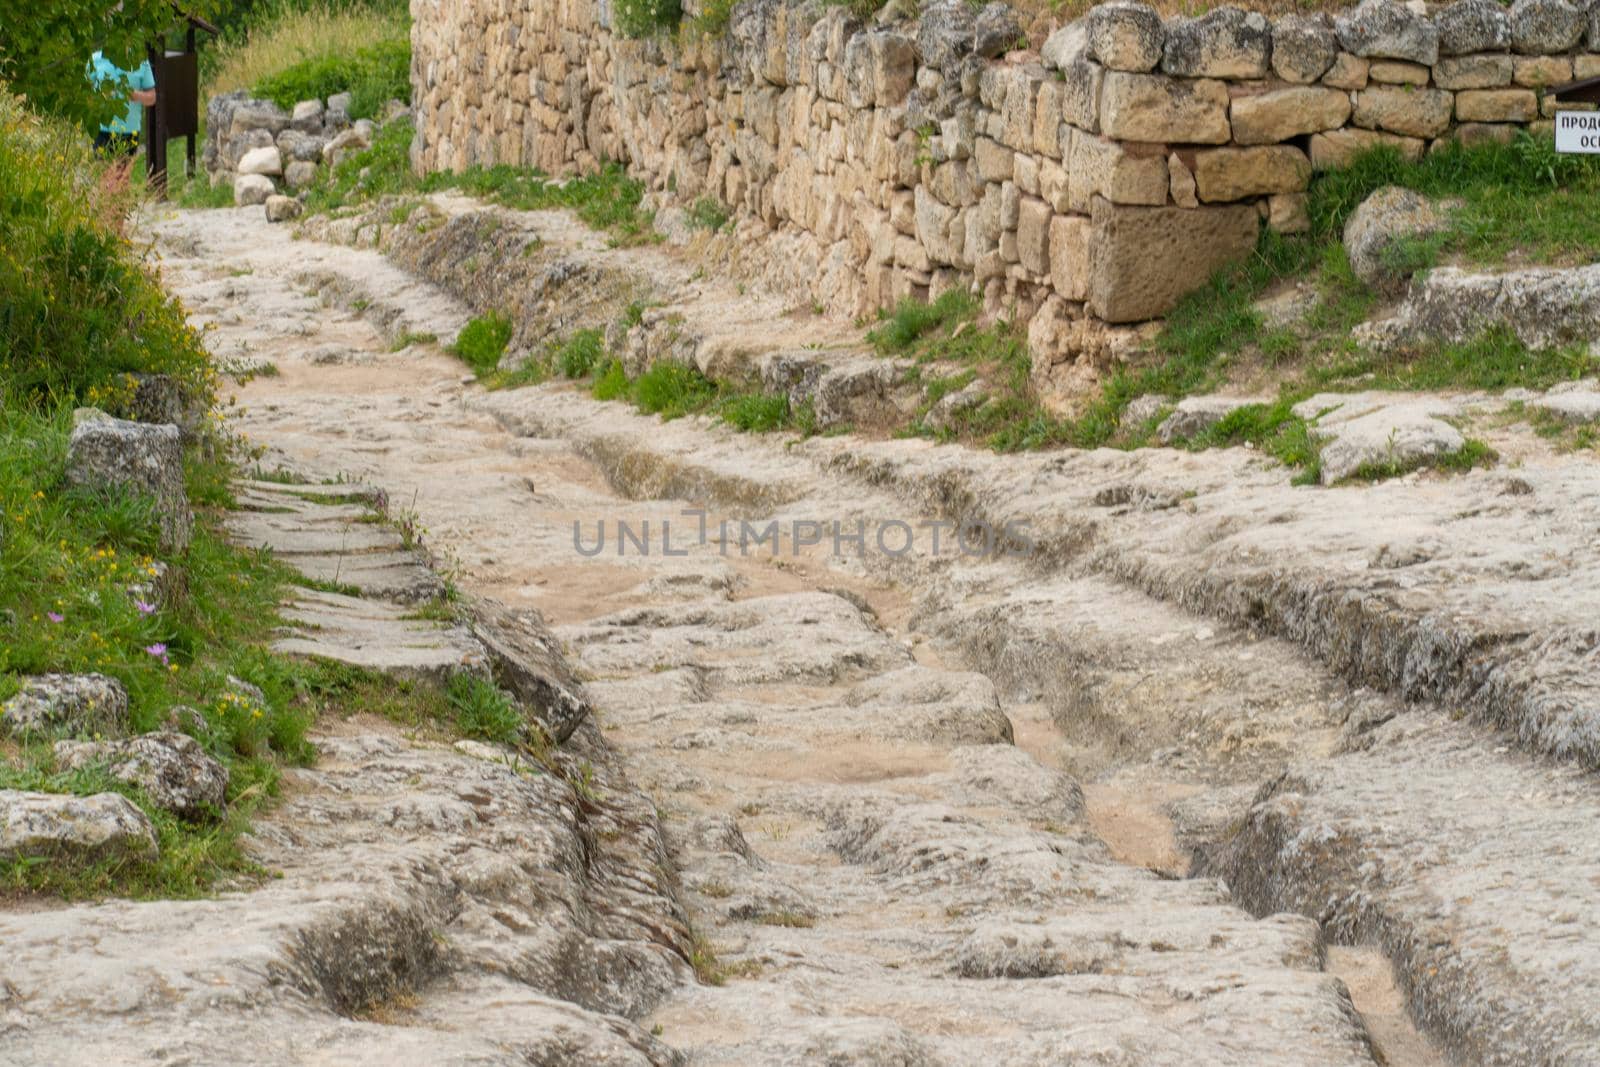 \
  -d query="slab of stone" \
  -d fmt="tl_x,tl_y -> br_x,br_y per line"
0,790 -> 157,862
1230,86 -> 1352,145
1307,398 -> 1467,483
223,509 -> 402,555
1394,263 -> 1600,350
1530,380 -> 1600,423
470,599 -> 595,743
275,588 -> 485,680
1088,200 -> 1259,323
